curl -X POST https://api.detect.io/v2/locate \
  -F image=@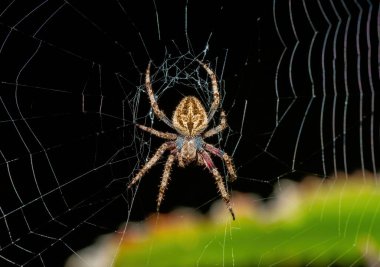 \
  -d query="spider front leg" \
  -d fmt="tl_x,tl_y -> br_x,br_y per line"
157,154 -> 175,211
145,62 -> 173,128
200,150 -> 235,220
128,141 -> 175,188
197,60 -> 220,122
